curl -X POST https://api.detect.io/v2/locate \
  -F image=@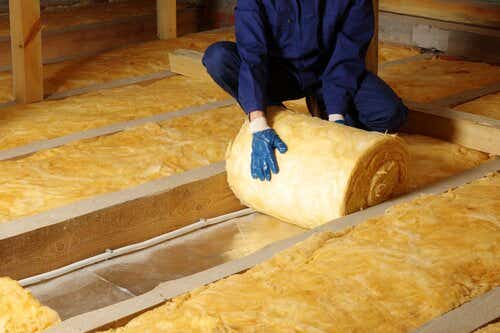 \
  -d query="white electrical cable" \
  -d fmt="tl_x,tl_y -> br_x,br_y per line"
19,208 -> 255,287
